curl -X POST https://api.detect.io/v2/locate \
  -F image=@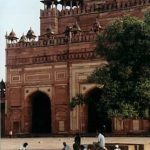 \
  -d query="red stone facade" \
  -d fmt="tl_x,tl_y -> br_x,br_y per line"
5,0 -> 150,135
